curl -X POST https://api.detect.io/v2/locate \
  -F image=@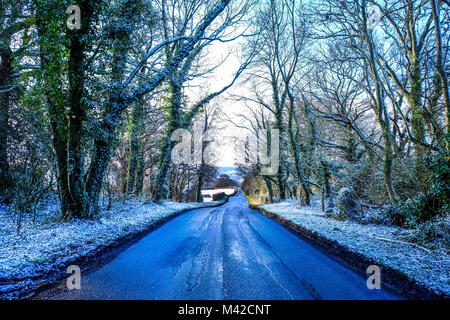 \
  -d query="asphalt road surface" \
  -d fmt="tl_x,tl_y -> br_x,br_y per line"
46,192 -> 401,300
